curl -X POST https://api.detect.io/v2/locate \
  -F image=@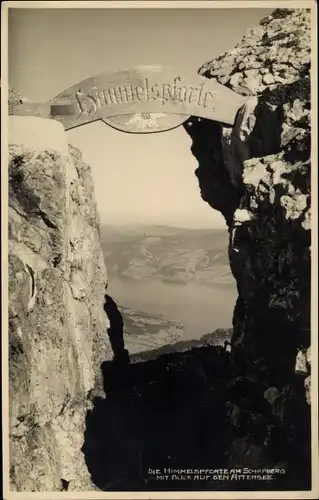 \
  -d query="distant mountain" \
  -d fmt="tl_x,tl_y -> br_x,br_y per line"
101,224 -> 233,285
120,304 -> 184,354
129,328 -> 233,364
118,302 -> 232,356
